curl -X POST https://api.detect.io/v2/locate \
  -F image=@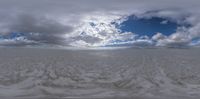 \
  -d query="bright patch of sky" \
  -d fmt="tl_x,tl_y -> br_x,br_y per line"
118,16 -> 179,37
